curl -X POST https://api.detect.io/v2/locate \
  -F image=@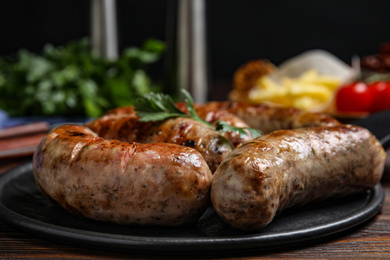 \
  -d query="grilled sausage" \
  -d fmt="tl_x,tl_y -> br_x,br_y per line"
175,102 -> 254,146
103,104 -> 253,147
191,101 -> 341,134
103,101 -> 340,147
33,124 -> 212,226
86,115 -> 233,172
178,101 -> 340,145
105,106 -> 137,116
211,124 -> 386,231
